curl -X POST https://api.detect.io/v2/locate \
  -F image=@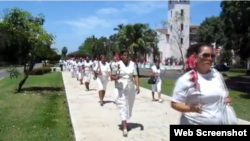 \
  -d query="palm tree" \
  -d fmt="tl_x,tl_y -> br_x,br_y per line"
115,23 -> 157,59
61,46 -> 68,59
